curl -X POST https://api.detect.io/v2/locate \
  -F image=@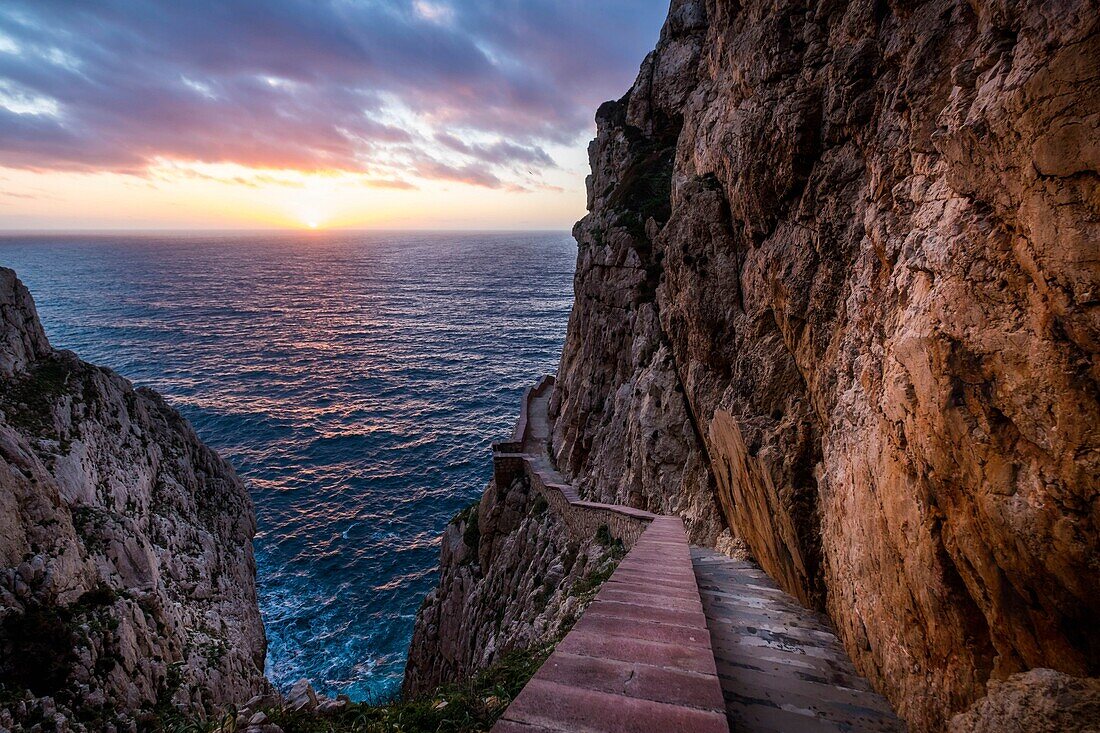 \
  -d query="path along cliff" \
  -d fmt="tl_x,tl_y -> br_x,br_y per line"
408,0 -> 1100,730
